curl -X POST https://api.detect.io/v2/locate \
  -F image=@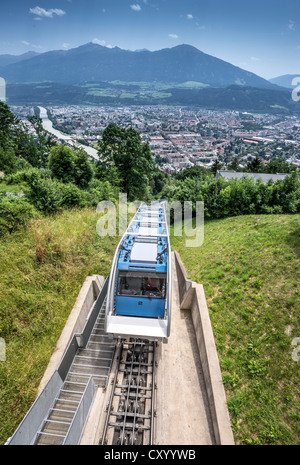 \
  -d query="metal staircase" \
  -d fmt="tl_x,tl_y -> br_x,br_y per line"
7,281 -> 117,446
34,298 -> 116,445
